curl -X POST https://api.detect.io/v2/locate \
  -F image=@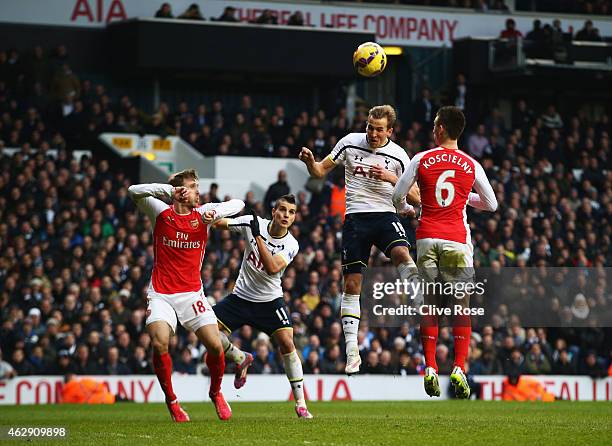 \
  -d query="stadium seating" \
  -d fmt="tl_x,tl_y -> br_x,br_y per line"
0,41 -> 610,380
